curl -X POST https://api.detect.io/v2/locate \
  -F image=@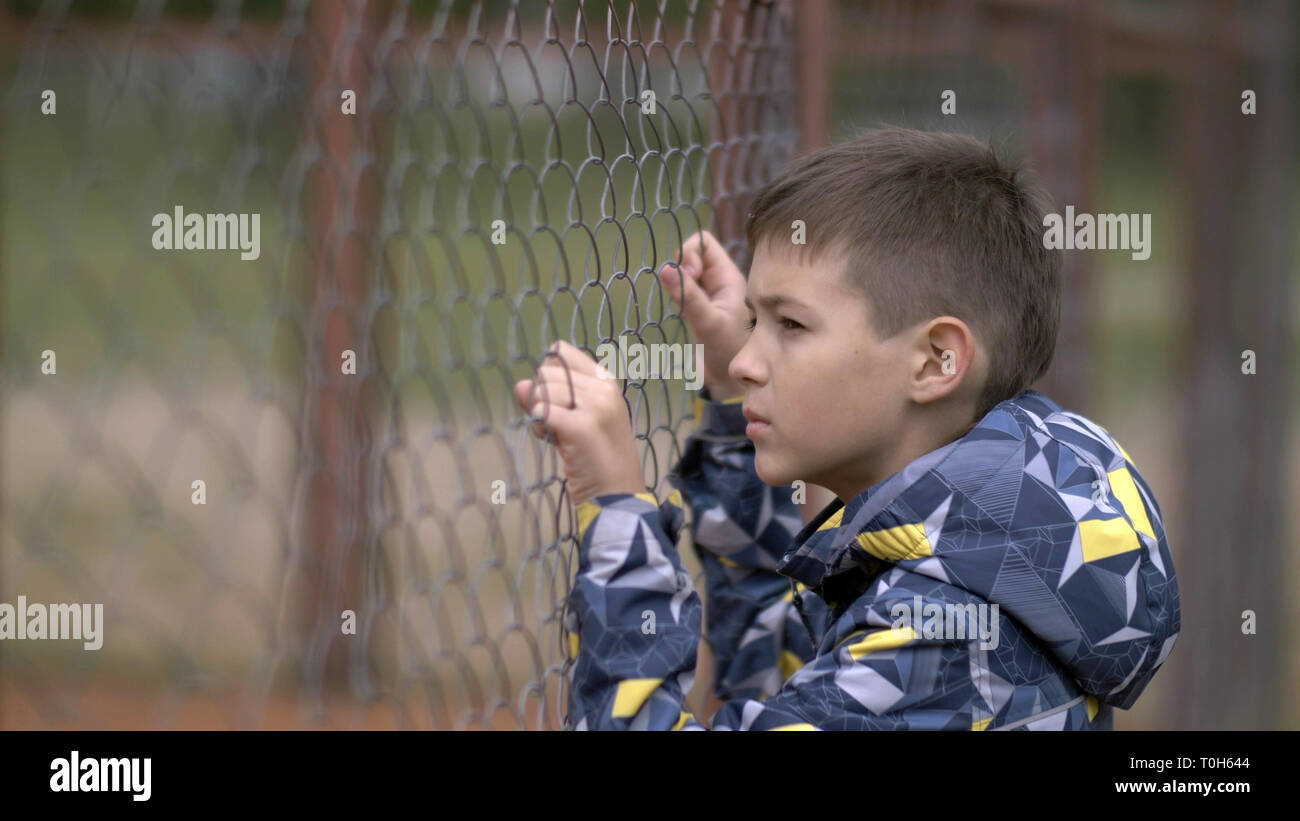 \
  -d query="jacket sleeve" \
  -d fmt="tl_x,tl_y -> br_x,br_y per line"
669,390 -> 822,700
564,494 -> 974,730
